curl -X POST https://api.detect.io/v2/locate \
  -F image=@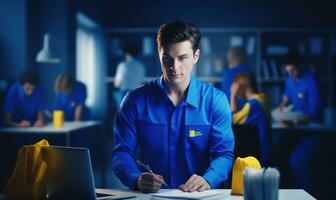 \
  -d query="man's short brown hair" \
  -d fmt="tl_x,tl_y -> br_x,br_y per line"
157,20 -> 201,53
20,70 -> 40,86
228,46 -> 247,65
235,73 -> 257,92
